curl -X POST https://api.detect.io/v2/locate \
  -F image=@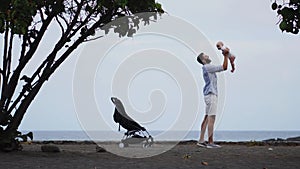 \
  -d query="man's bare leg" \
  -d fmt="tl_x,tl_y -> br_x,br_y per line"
207,115 -> 216,144
199,115 -> 208,143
